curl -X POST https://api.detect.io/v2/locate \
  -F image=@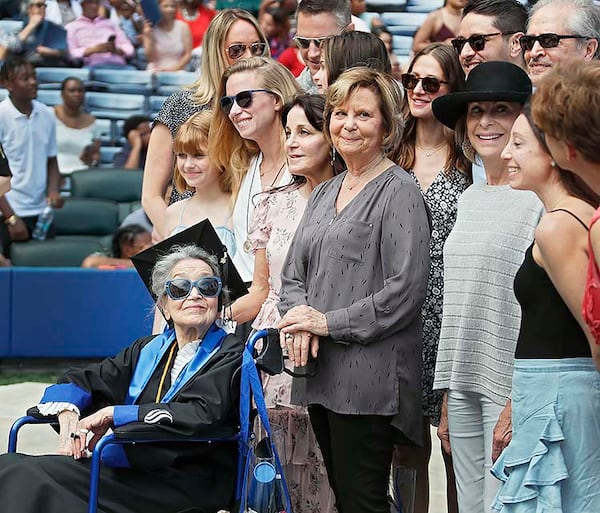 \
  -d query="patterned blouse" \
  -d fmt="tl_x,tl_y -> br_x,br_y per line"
408,167 -> 471,426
